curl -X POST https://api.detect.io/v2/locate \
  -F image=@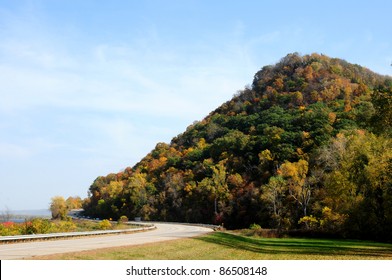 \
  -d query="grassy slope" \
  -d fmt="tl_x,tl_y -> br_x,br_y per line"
29,231 -> 392,260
